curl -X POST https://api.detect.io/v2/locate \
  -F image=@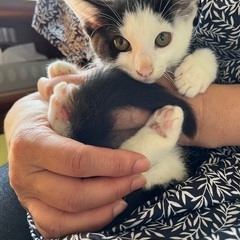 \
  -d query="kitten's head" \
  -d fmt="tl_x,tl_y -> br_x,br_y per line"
65,0 -> 198,83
